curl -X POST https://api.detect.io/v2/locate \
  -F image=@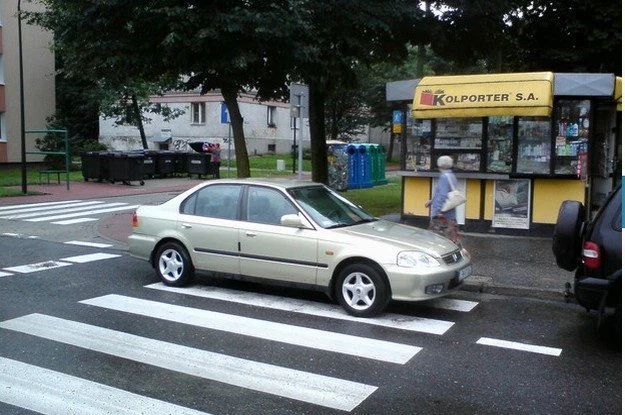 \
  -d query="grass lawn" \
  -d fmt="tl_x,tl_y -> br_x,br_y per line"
0,169 -> 82,197
343,177 -> 401,217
